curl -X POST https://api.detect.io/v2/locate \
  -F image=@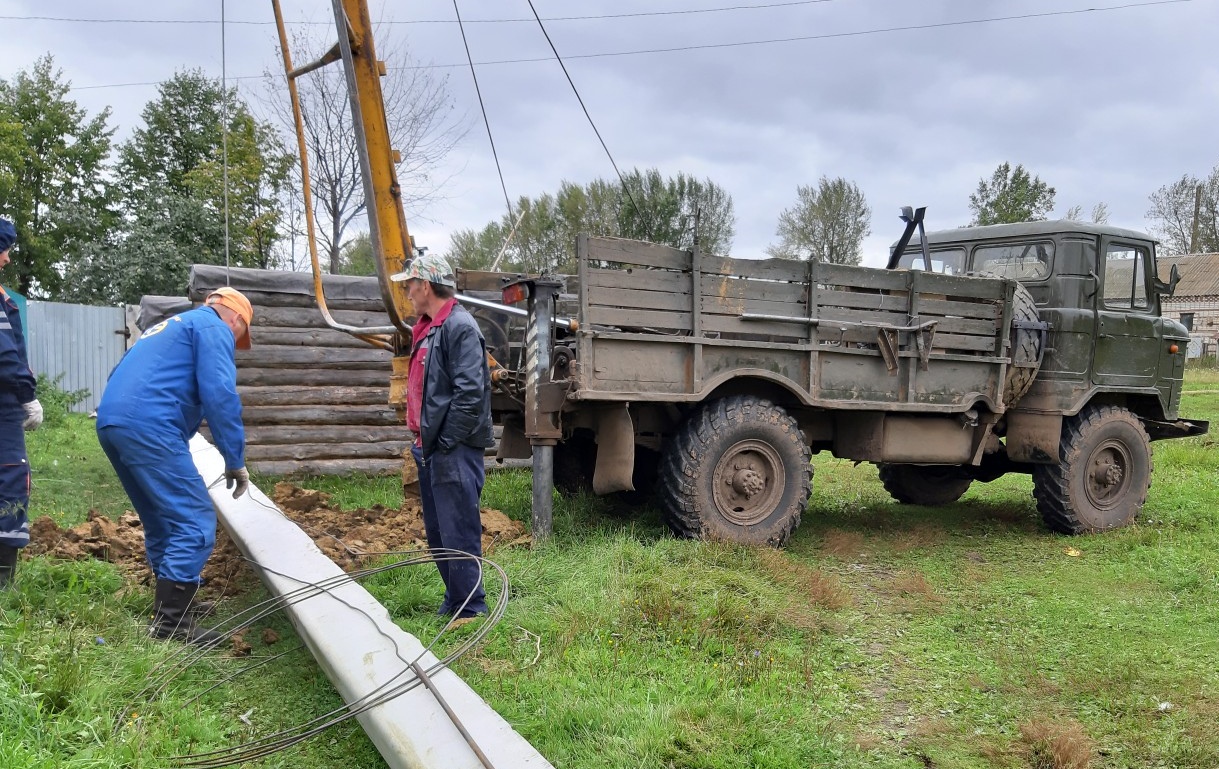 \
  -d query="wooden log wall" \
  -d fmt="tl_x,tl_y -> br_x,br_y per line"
181,264 -> 406,477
